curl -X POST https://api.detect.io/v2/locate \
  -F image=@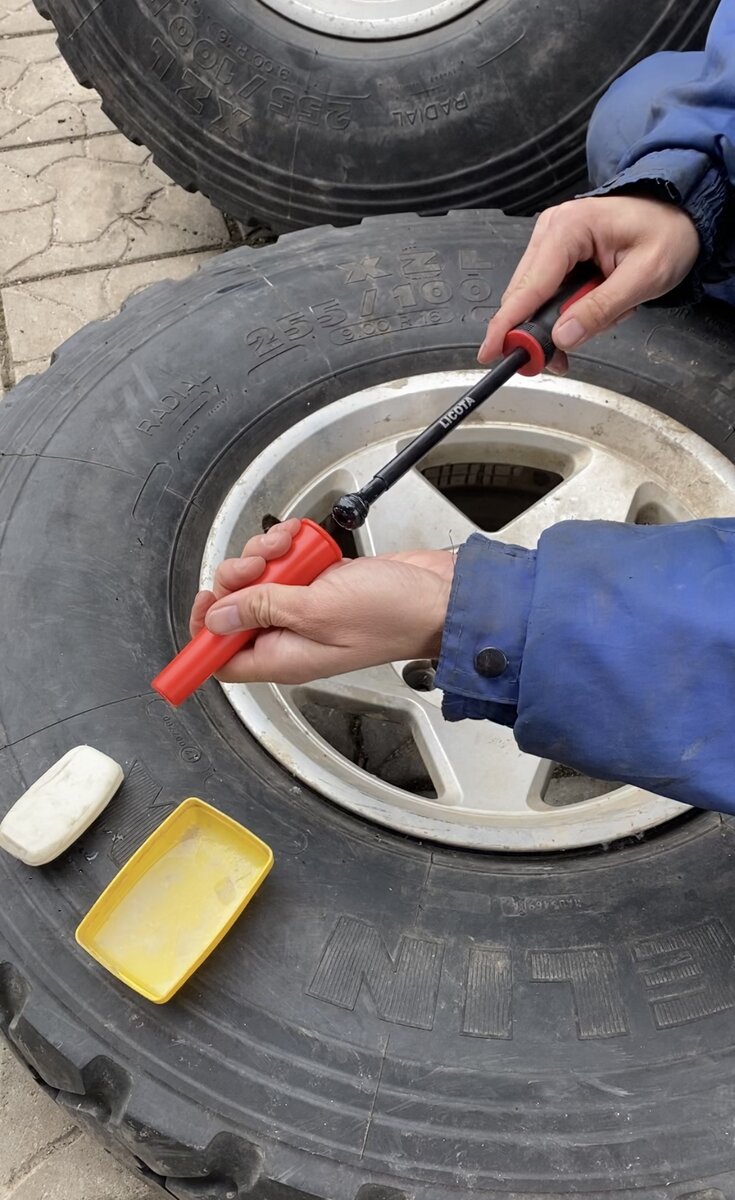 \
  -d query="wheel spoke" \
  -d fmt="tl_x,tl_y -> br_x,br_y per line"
291,667 -> 551,815
496,448 -> 645,548
291,664 -> 411,708
414,702 -> 551,812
